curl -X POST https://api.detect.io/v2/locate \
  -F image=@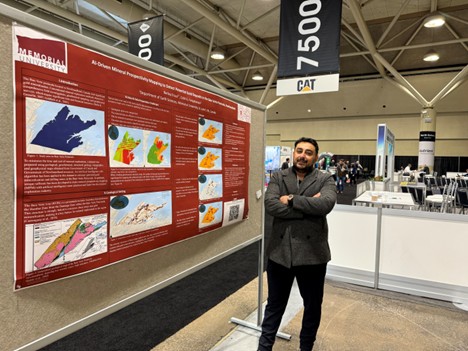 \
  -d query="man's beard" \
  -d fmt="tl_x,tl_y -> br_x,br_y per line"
293,160 -> 313,174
